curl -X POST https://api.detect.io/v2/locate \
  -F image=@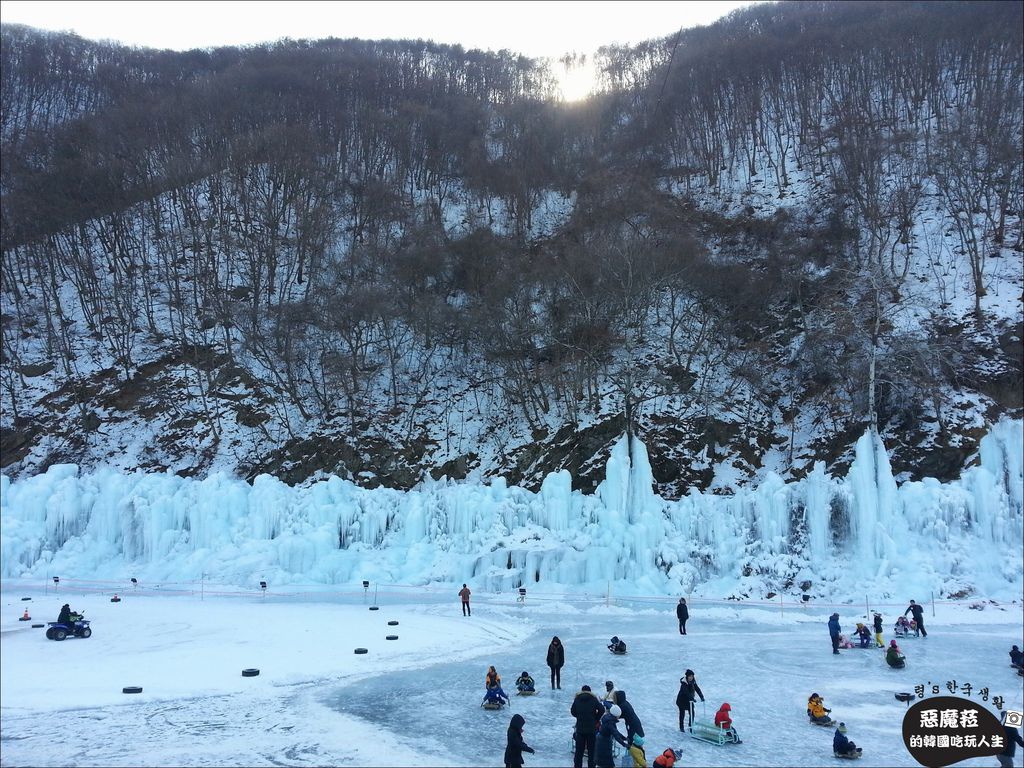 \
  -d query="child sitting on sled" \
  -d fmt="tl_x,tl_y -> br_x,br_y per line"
608,636 -> 627,654
886,640 -> 906,669
854,623 -> 872,648
714,703 -> 742,743
833,722 -> 862,757
807,693 -> 832,724
515,671 -> 535,693
484,684 -> 510,707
